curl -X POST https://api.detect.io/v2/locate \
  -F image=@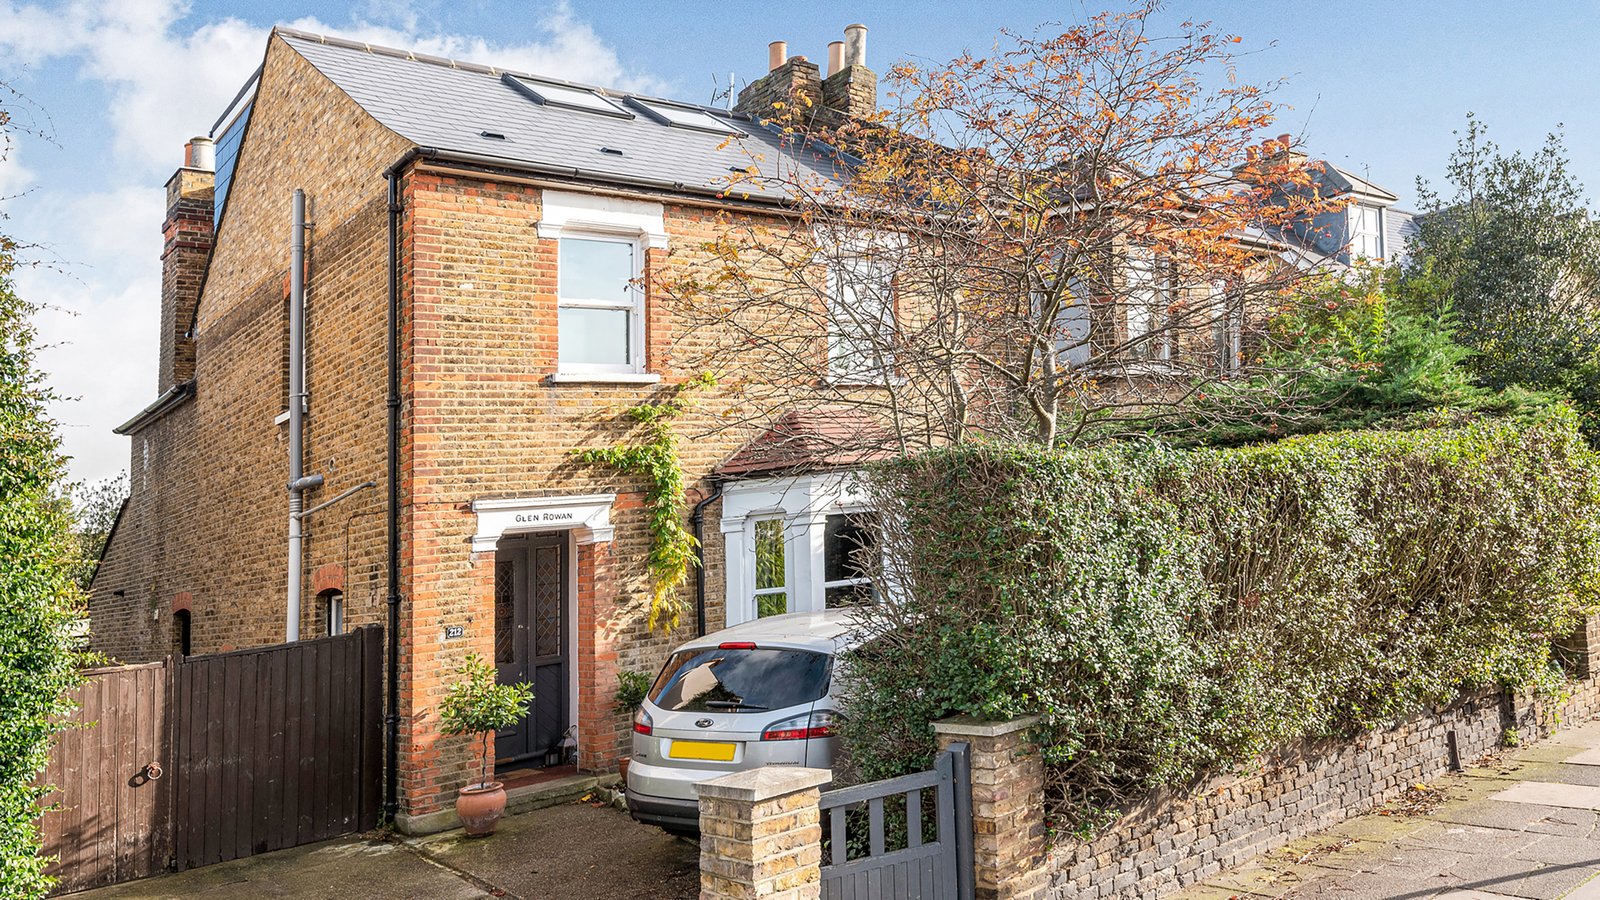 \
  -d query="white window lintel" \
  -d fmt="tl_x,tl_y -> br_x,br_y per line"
538,189 -> 668,250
